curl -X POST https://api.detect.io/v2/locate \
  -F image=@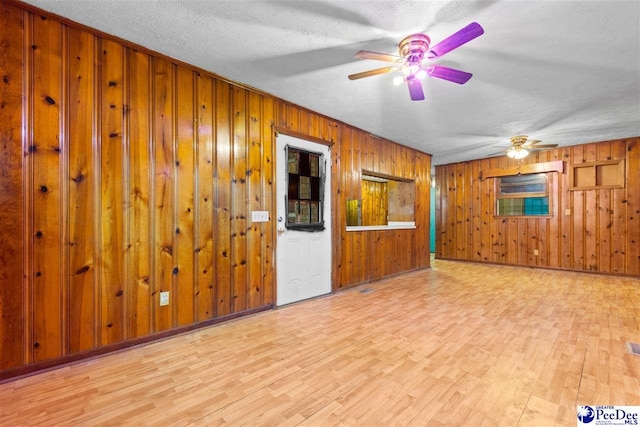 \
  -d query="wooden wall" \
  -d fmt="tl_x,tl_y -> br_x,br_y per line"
276,104 -> 431,290
0,1 -> 431,377
435,137 -> 640,276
